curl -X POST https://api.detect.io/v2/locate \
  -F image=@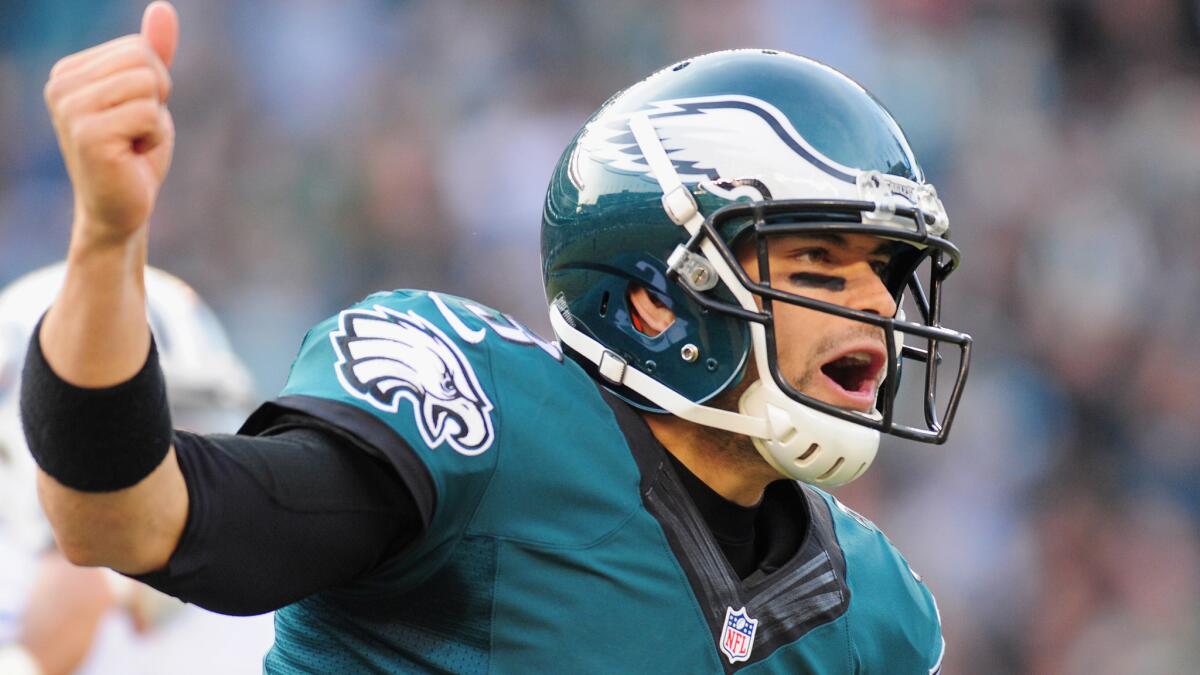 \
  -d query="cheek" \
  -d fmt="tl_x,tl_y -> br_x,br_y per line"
770,304 -> 824,372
